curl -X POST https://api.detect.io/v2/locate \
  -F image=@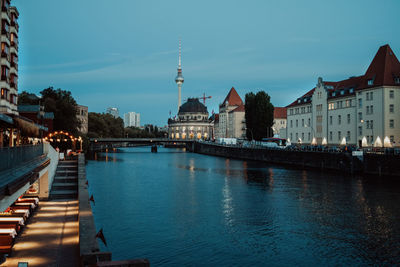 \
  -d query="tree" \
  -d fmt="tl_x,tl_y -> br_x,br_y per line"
18,91 -> 40,105
245,91 -> 274,140
88,112 -> 124,138
40,87 -> 80,135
